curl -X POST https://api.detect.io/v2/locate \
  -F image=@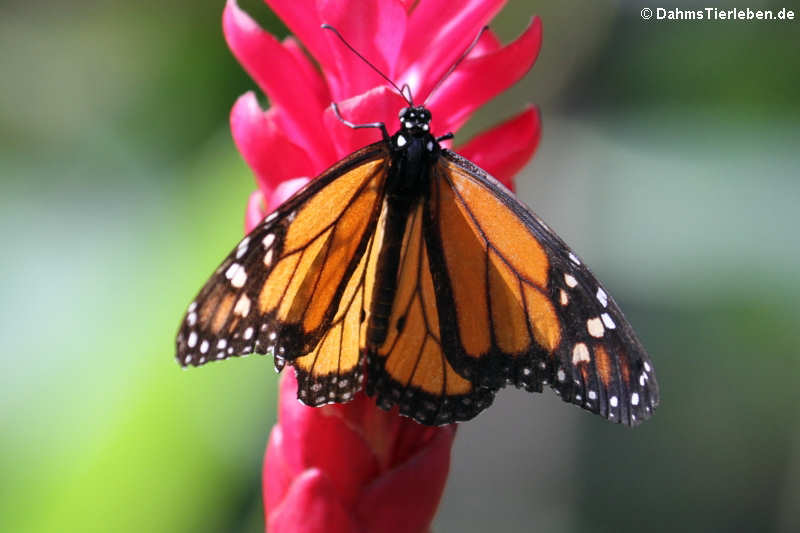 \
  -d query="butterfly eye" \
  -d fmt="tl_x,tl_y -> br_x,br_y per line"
398,107 -> 409,119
